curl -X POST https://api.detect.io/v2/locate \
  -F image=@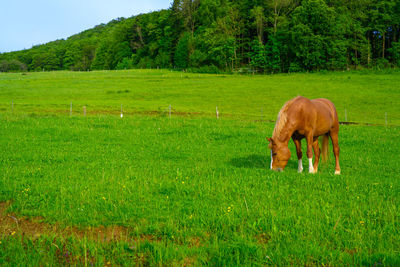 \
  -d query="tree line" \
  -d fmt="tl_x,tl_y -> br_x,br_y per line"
1,0 -> 400,73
